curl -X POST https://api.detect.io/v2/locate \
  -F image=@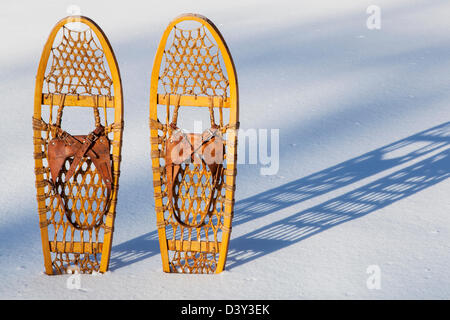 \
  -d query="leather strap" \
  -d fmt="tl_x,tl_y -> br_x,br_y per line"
47,126 -> 112,230
65,126 -> 105,181
165,127 -> 224,228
